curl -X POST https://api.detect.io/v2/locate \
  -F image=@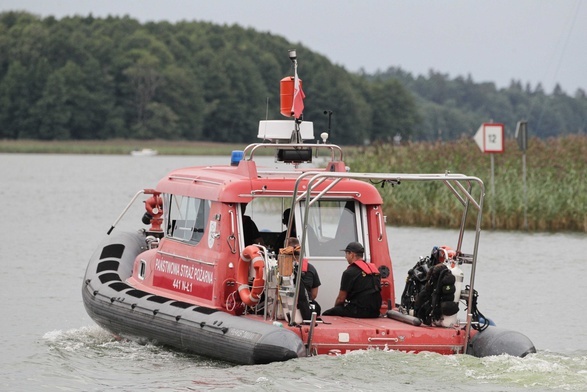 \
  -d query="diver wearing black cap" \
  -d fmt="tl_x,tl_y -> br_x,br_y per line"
322,242 -> 382,318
